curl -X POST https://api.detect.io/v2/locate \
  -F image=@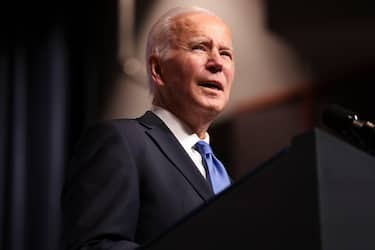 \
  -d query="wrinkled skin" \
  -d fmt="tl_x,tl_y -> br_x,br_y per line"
150,12 -> 235,138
